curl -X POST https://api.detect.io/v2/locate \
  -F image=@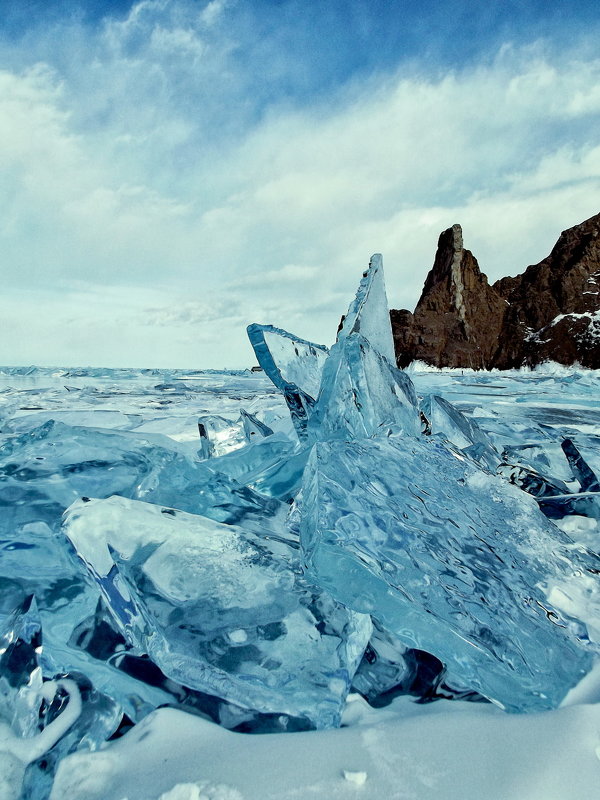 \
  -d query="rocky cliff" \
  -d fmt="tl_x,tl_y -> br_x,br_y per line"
391,212 -> 600,369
